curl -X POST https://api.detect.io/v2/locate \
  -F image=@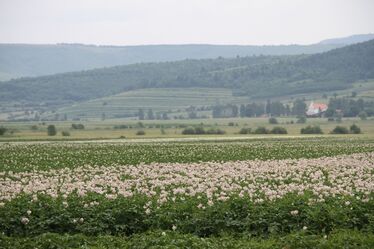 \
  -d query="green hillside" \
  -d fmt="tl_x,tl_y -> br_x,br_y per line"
44,88 -> 249,120
0,39 -> 373,108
